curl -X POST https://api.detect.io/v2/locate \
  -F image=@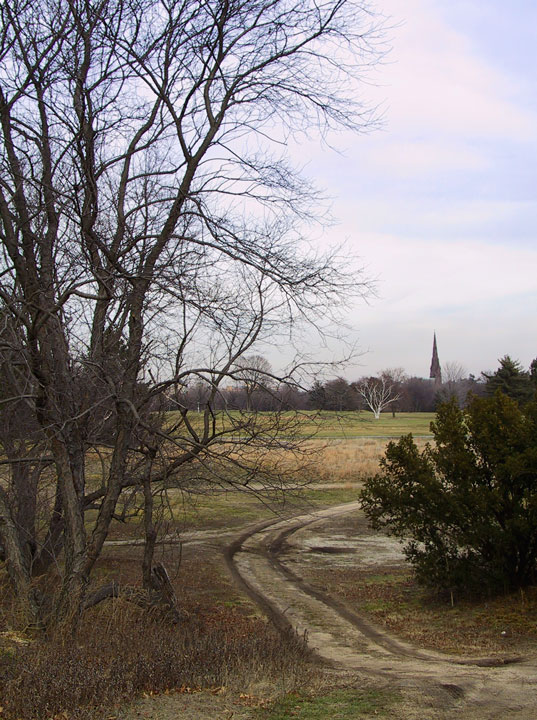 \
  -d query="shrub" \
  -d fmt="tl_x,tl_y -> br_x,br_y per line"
360,393 -> 537,596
